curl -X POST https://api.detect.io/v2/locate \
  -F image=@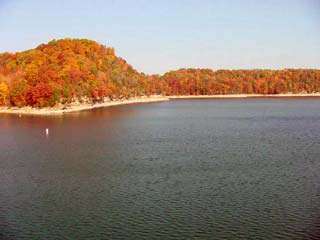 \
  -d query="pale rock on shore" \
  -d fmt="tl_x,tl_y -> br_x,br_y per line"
0,96 -> 169,115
